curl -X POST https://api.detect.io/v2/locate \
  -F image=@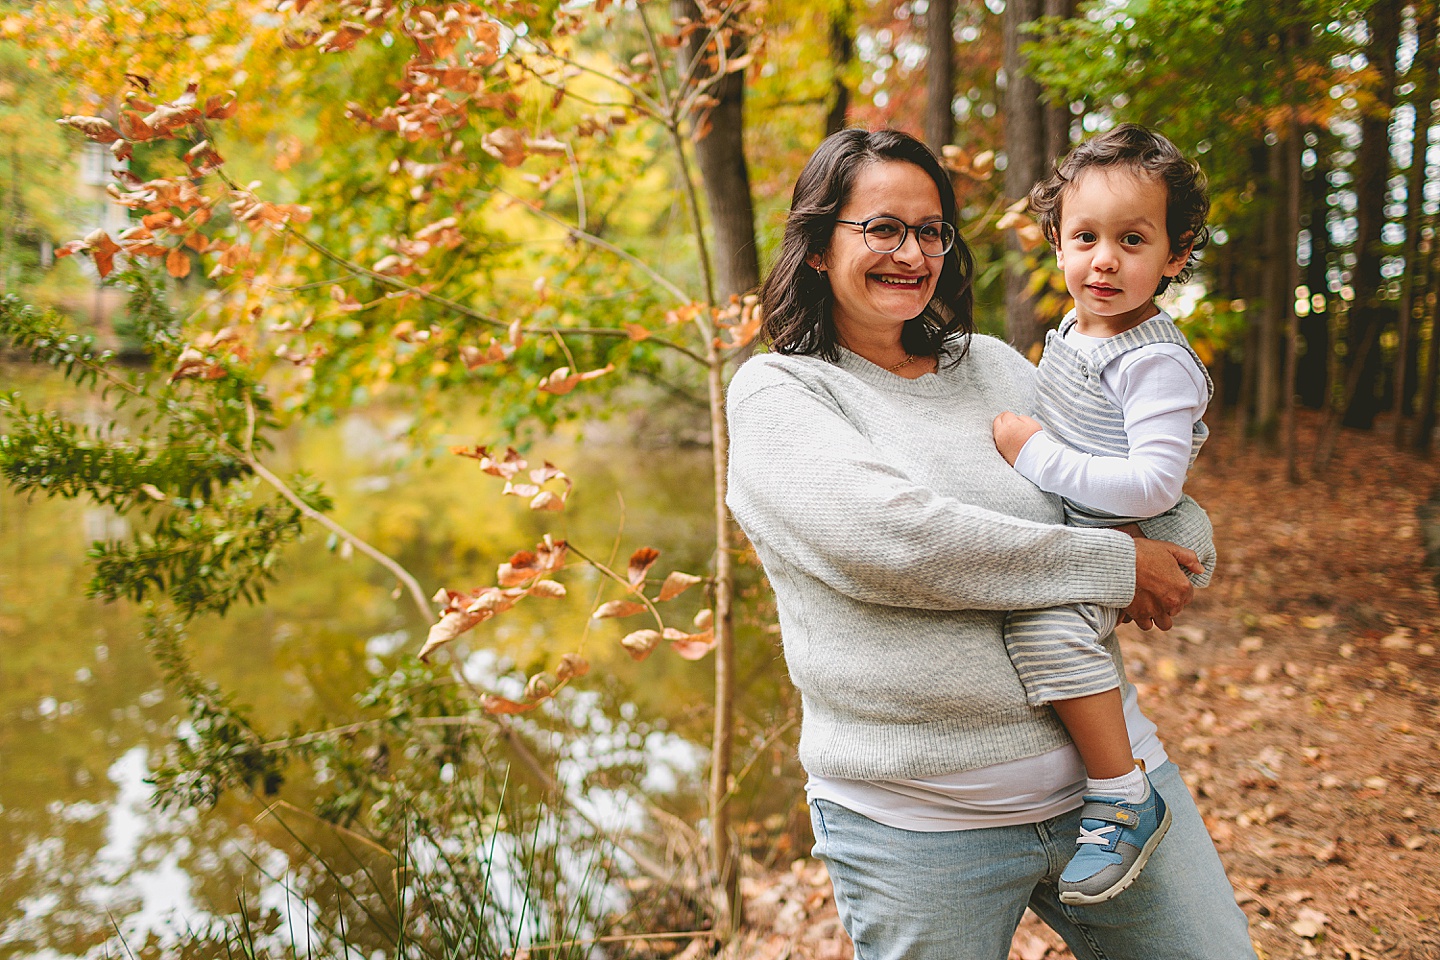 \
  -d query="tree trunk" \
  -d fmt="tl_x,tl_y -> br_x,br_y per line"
670,0 -> 759,931
1298,137 -> 1332,410
677,0 -> 761,300
1340,0 -> 1402,429
1003,0 -> 1047,356
825,5 -> 853,138
925,0 -> 955,153
1415,212 -> 1440,454
1257,131 -> 1288,441
1042,0 -> 1075,162
1284,123 -> 1305,482
1391,2 -> 1436,443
